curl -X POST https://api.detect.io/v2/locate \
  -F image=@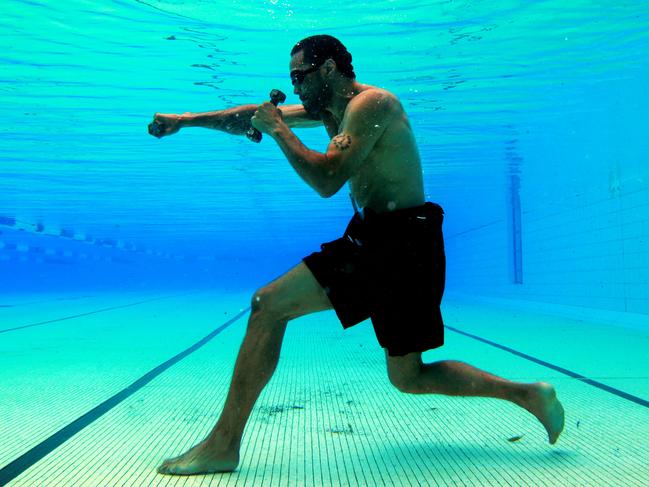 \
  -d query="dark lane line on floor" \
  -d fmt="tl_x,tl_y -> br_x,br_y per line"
0,307 -> 250,485
0,293 -> 193,335
446,324 -> 649,408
